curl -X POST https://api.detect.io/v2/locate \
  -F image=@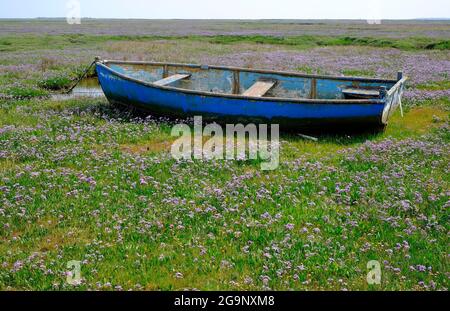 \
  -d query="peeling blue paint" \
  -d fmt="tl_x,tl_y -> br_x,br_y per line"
96,62 -> 402,130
